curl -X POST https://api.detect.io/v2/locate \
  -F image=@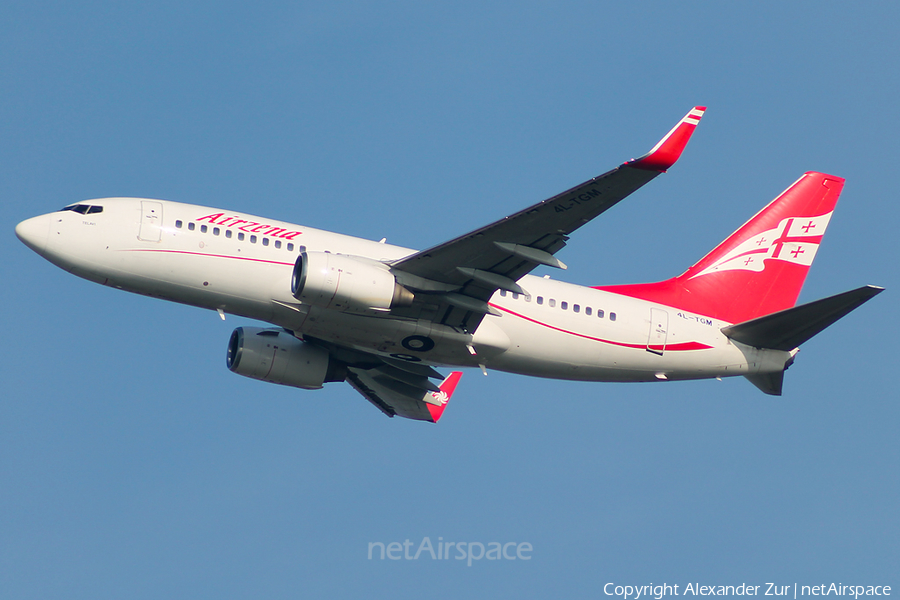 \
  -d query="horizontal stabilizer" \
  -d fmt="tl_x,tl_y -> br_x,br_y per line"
722,285 -> 884,351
